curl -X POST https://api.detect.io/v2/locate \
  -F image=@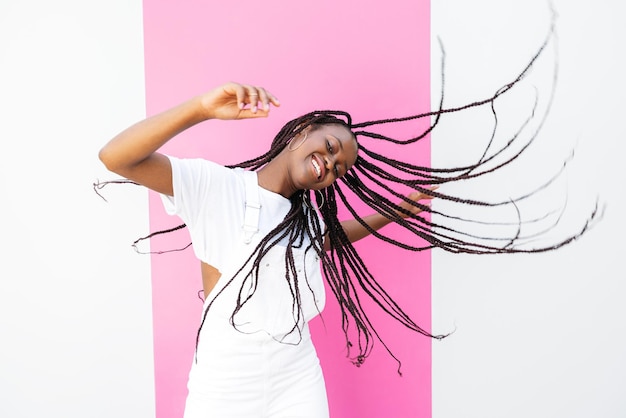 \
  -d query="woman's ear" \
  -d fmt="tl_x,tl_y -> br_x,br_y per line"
288,129 -> 310,152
